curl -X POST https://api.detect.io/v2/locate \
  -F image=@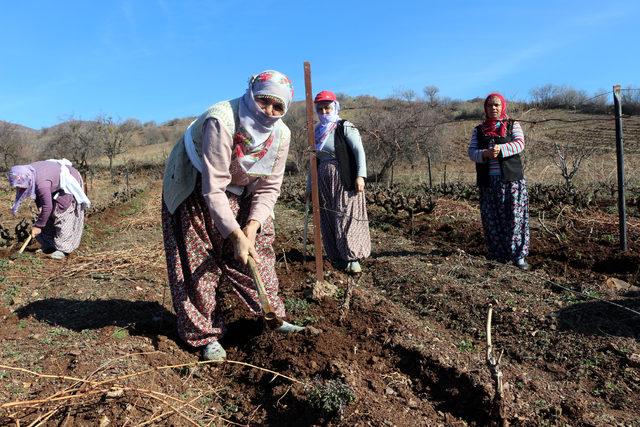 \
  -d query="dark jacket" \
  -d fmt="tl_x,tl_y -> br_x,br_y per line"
475,120 -> 524,186
333,120 -> 358,191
